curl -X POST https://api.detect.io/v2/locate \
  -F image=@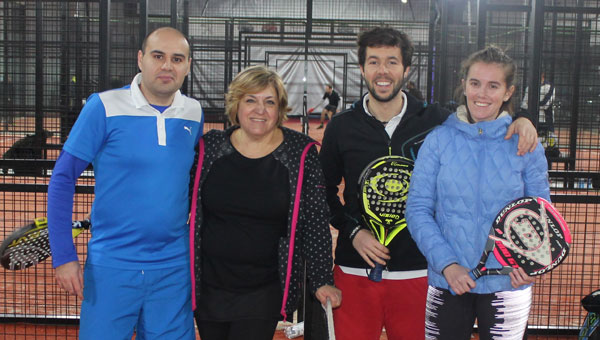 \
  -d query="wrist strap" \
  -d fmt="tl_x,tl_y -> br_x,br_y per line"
349,225 -> 362,241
